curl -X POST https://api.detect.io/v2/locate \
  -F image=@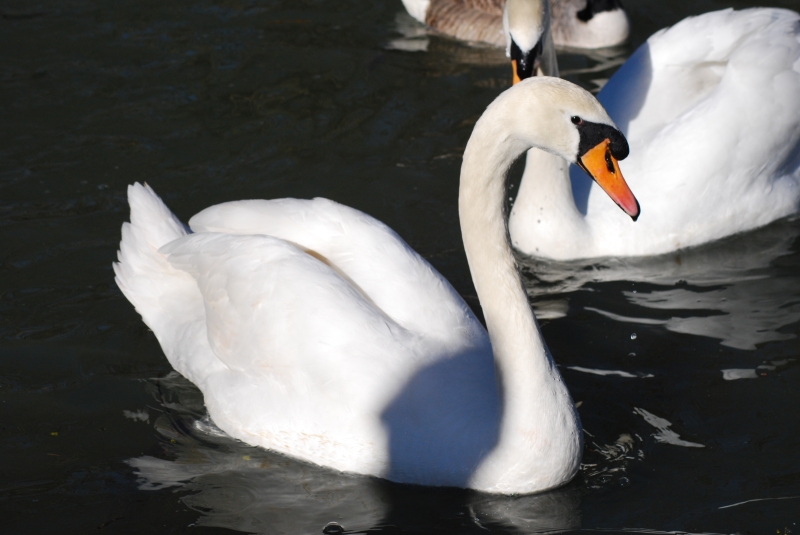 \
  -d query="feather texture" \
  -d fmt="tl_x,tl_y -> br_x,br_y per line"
114,78 -> 626,493
510,8 -> 800,259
